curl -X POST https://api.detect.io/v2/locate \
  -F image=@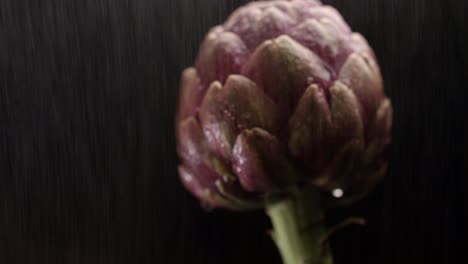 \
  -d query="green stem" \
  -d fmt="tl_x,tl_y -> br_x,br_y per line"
266,188 -> 333,264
